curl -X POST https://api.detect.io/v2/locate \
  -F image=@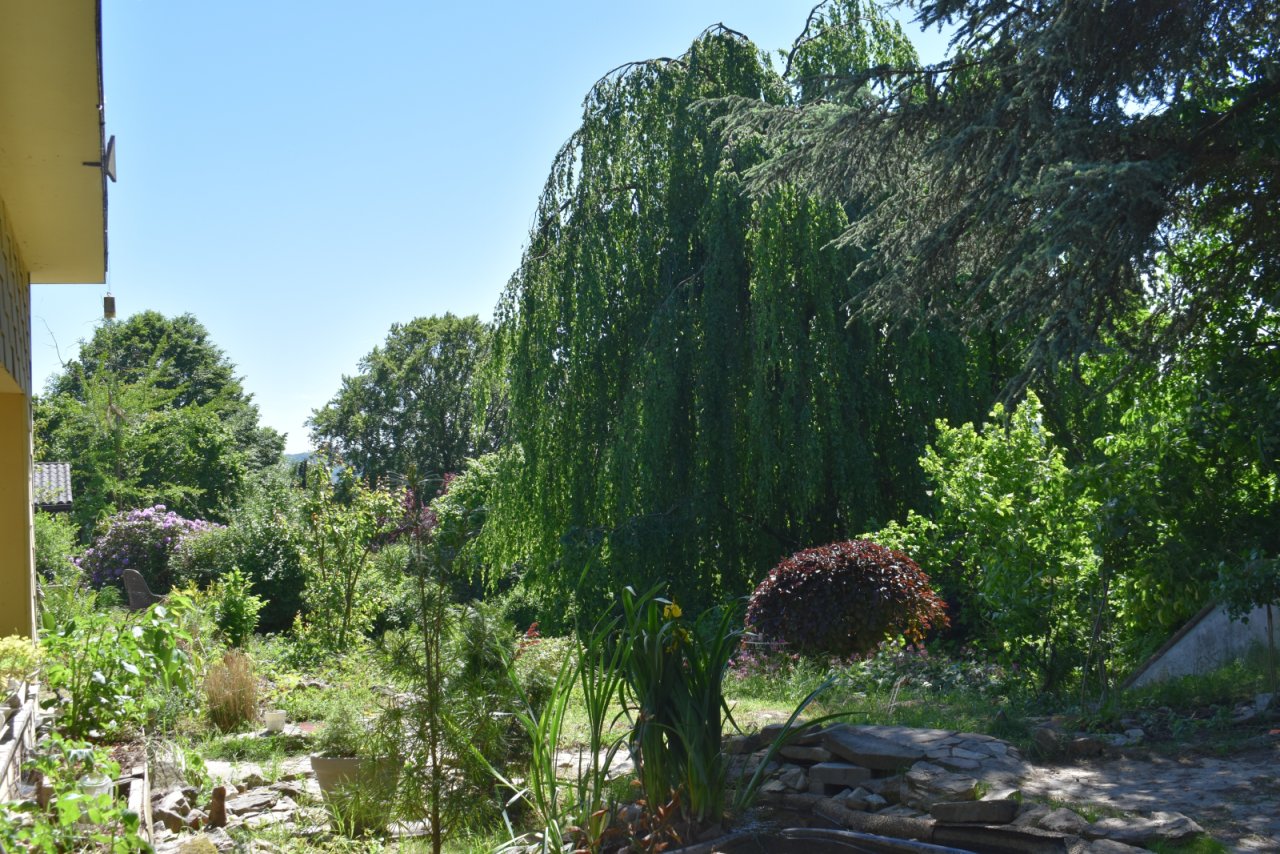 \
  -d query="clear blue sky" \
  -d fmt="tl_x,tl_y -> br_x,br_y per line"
32,1 -> 950,454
